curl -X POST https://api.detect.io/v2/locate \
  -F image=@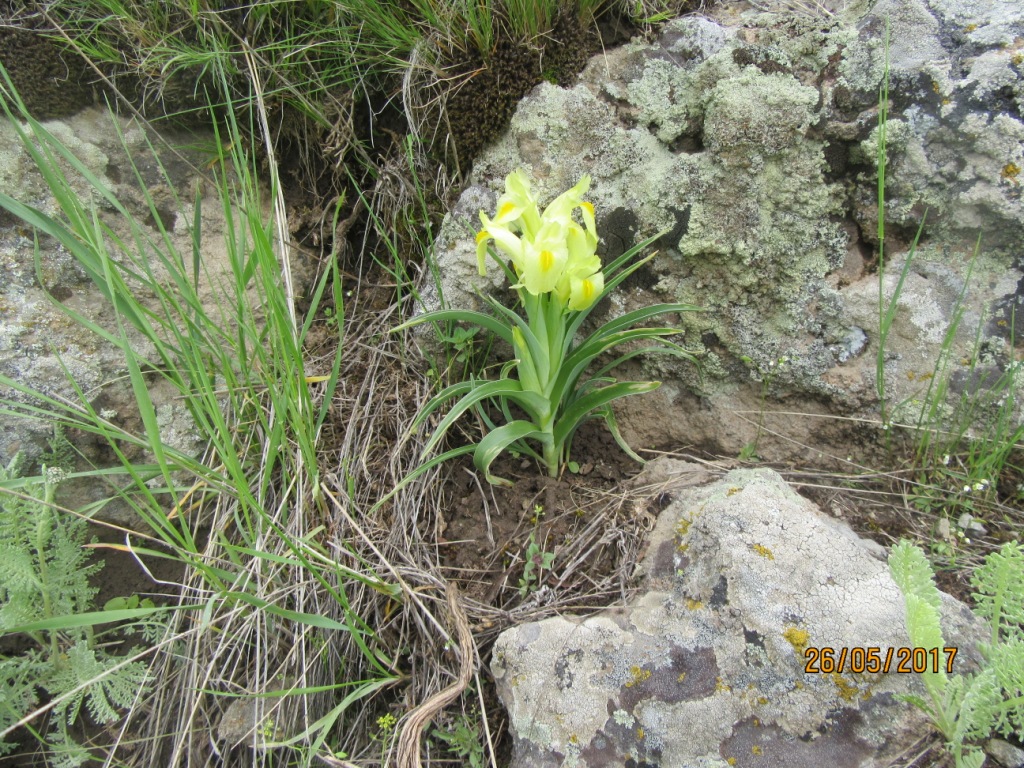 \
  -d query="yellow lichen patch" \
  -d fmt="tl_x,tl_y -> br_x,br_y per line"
752,745 -> 763,755
752,543 -> 775,560
1012,52 -> 1024,66
1002,162 -> 1021,183
715,677 -> 731,693
685,597 -> 704,610
726,486 -> 741,496
675,513 -> 697,553
678,671 -> 687,683
625,666 -> 652,688
830,673 -> 860,702
965,23 -> 978,31
636,727 -> 645,740
783,626 -> 809,655
727,758 -> 737,766
675,514 -> 696,537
